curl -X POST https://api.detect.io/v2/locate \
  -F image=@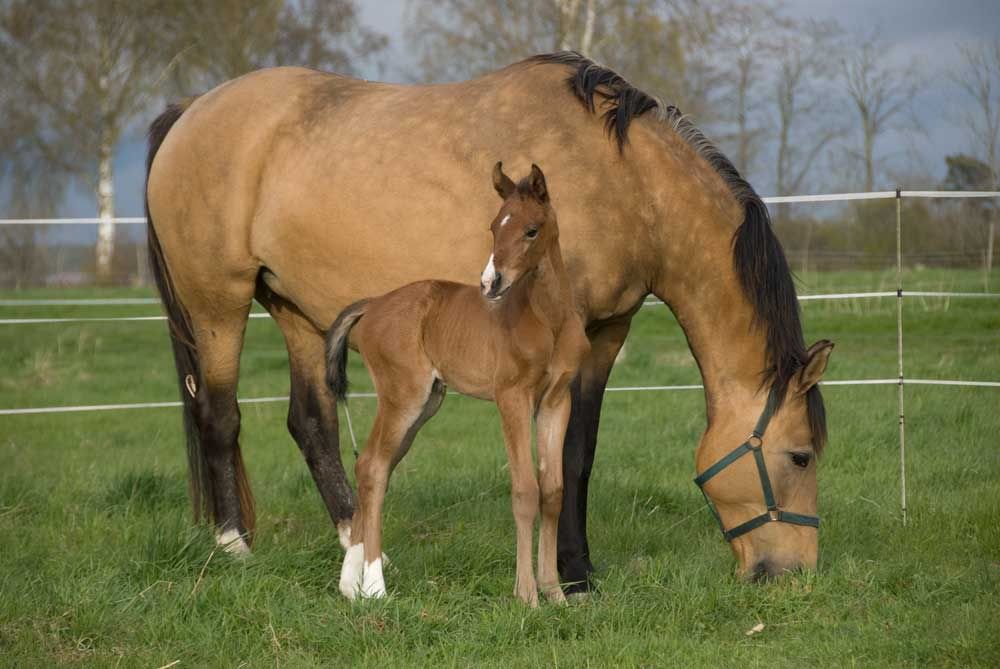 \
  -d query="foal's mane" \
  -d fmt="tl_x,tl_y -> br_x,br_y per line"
529,52 -> 826,451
